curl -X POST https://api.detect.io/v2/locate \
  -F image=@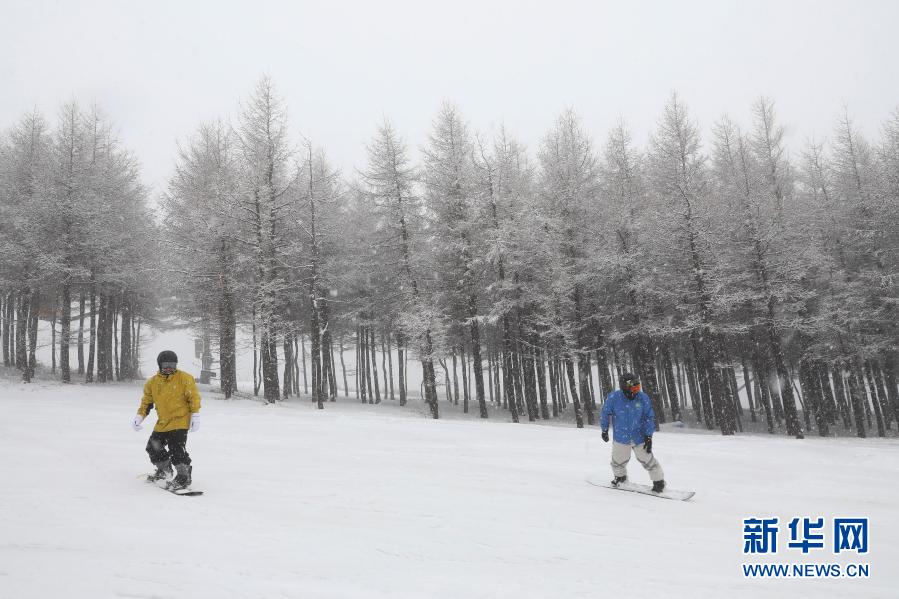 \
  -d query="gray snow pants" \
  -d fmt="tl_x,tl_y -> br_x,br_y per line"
611,441 -> 664,482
